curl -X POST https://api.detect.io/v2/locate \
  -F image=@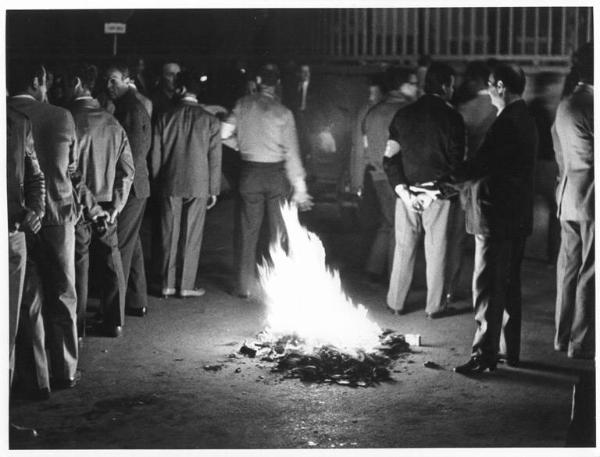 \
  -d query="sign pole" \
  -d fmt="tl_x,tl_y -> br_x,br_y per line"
113,34 -> 118,56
